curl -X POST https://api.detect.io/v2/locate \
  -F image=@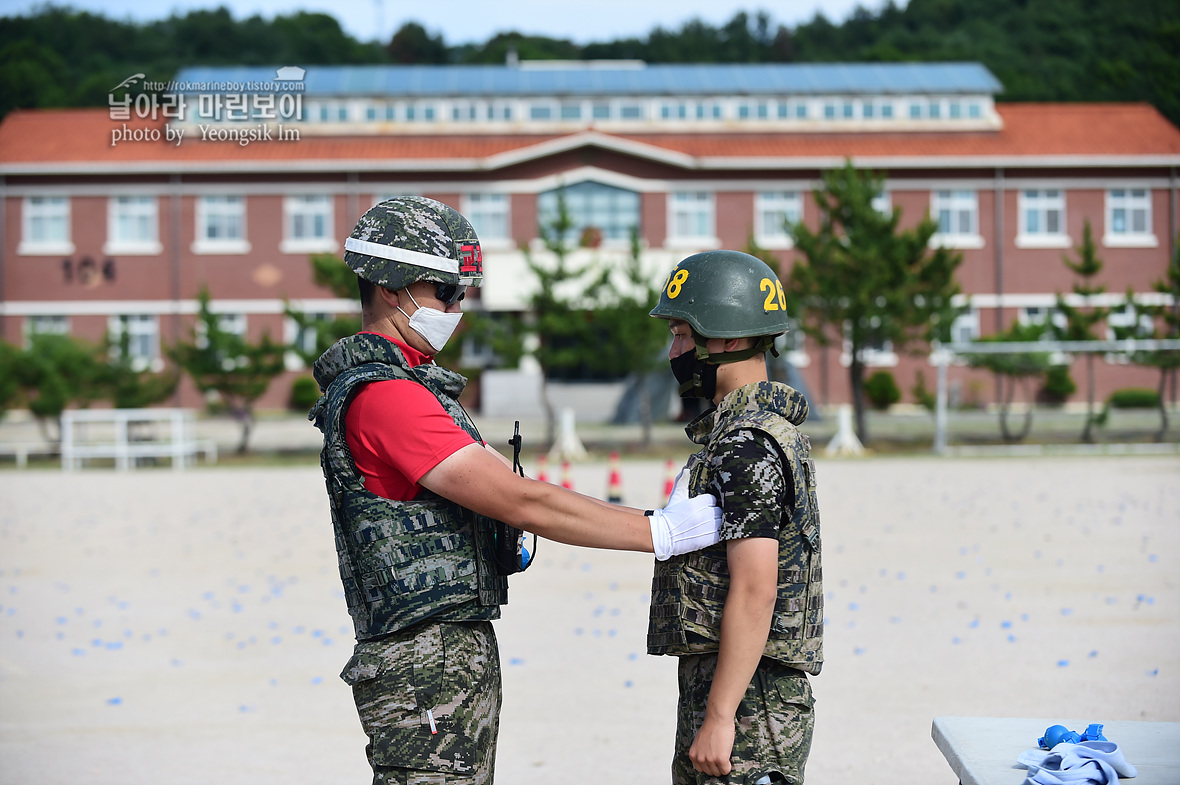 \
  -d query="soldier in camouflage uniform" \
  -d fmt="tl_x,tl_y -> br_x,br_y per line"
310,196 -> 726,785
647,250 -> 824,785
